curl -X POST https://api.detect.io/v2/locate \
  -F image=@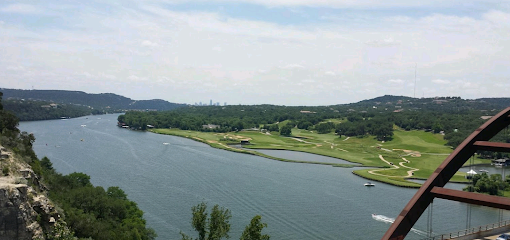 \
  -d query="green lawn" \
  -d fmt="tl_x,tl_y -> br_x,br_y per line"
151,128 -> 490,187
